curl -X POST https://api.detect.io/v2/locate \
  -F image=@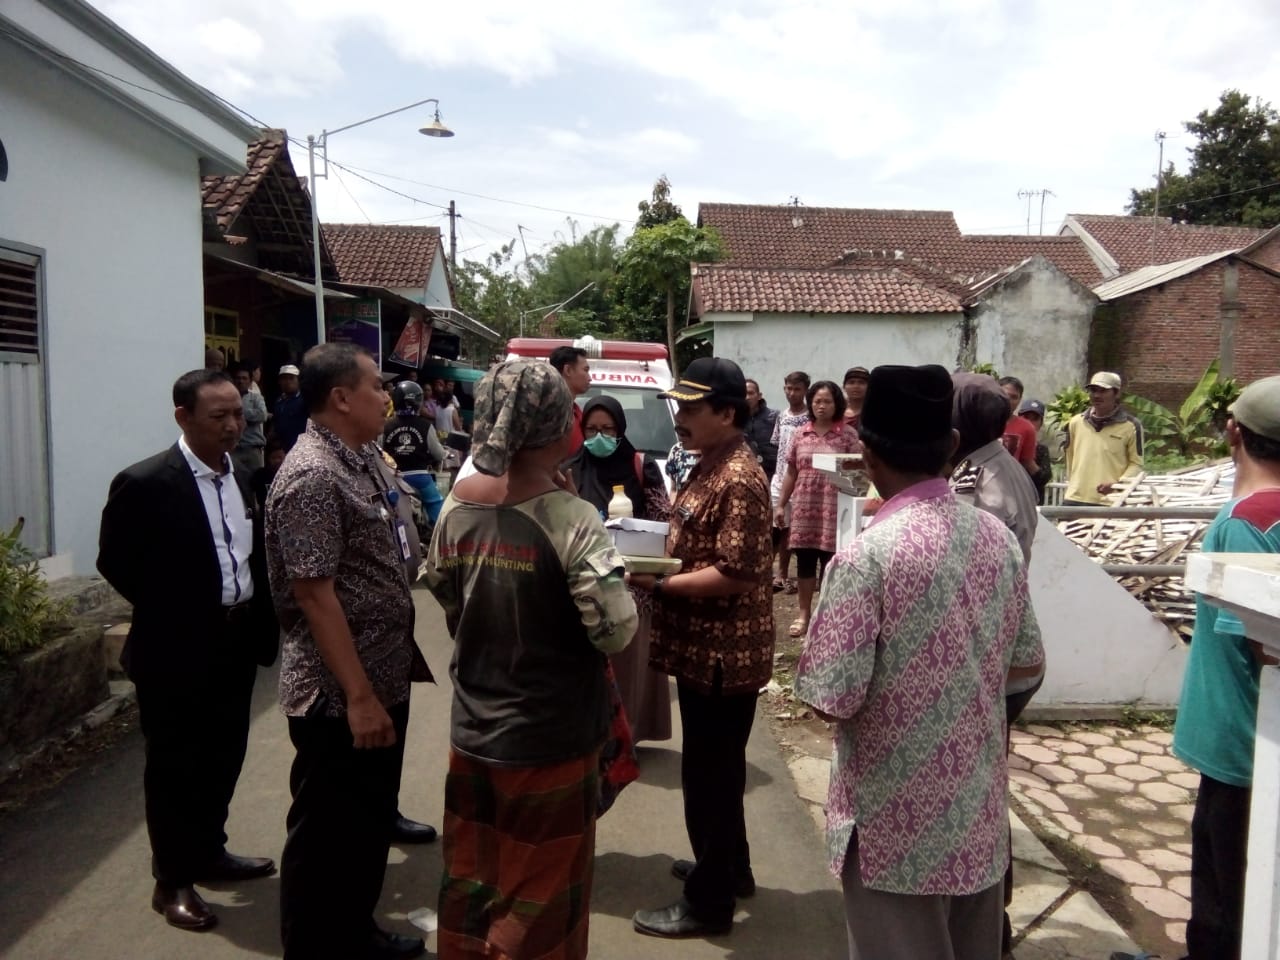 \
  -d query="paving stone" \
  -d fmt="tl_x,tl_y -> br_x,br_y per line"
1068,731 -> 1114,747
1007,861 -> 1071,935
1011,811 -> 1068,875
1170,876 -> 1192,898
1095,745 -> 1140,765
1139,781 -> 1193,805
1025,787 -> 1068,813
1016,891 -> 1138,958
1166,921 -> 1188,946
1139,820 -> 1185,838
1169,772 -> 1201,790
1099,858 -> 1161,886
1041,737 -> 1087,755
1083,773 -> 1132,793
787,756 -> 831,806
1085,807 -> 1121,825
1140,753 -> 1188,772
1170,842 -> 1192,855
1076,834 -> 1124,859
1115,763 -> 1162,782
1117,795 -> 1158,813
1148,731 -> 1174,745
1095,725 -> 1129,739
1010,769 -> 1051,791
1112,827 -> 1156,846
1169,803 -> 1197,823
1138,848 -> 1192,873
1008,753 -> 1032,771
1056,783 -> 1098,802
1051,811 -> 1083,835
1120,738 -> 1165,755
1062,755 -> 1107,774
1010,729 -> 1037,744
1014,744 -> 1059,765
1025,724 -> 1062,738
1133,886 -> 1191,920
1033,763 -> 1078,784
